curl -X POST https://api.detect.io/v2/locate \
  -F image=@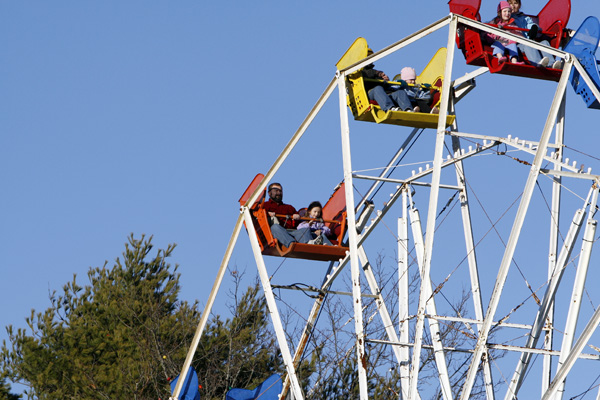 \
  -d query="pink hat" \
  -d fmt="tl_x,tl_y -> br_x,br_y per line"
400,67 -> 416,81
497,1 -> 511,12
